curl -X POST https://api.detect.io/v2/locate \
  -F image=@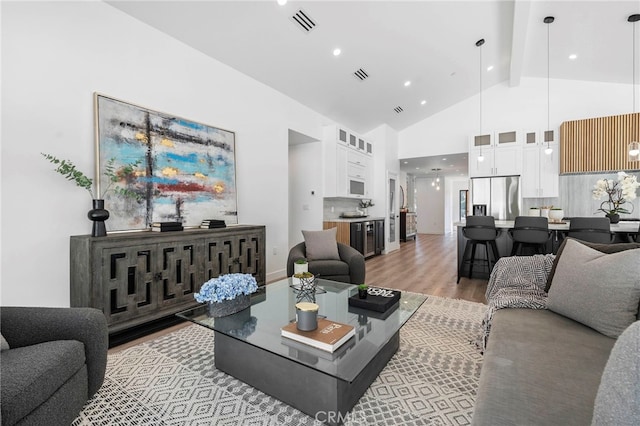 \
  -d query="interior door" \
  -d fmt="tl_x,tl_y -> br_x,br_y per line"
387,172 -> 400,252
